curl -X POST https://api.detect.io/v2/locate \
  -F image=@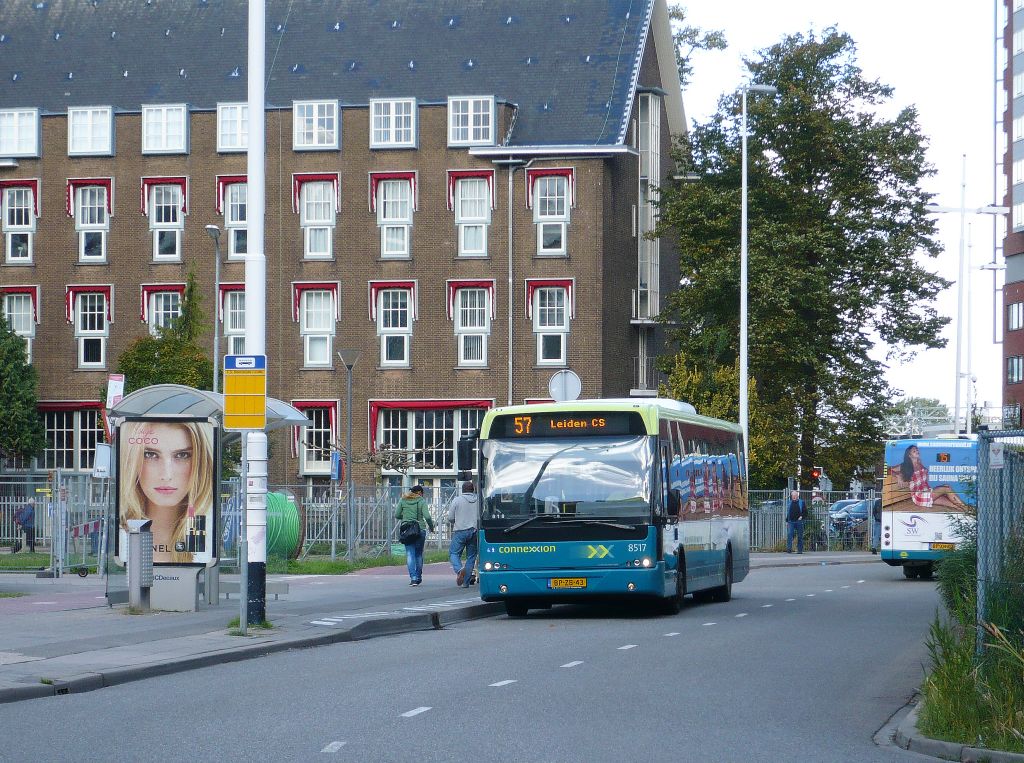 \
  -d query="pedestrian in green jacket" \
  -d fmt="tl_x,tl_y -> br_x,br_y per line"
395,485 -> 435,585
